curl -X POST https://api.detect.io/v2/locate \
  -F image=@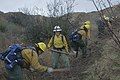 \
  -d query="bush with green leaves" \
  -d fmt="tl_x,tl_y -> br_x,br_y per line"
0,21 -> 7,33
25,16 -> 71,44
